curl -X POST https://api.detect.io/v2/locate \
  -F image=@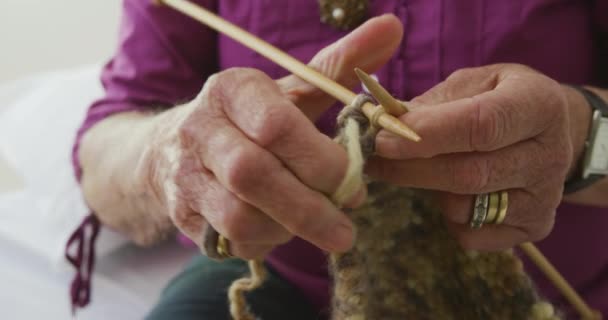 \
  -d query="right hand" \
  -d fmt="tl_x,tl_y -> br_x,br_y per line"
147,15 -> 403,259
